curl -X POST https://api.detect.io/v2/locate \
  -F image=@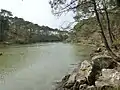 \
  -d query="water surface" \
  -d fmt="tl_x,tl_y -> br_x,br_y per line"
0,43 -> 92,90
